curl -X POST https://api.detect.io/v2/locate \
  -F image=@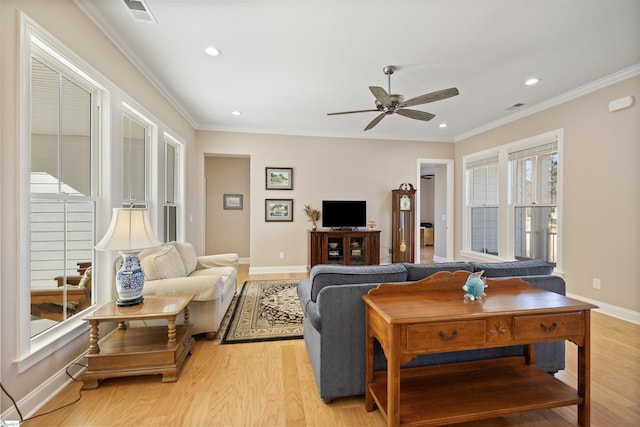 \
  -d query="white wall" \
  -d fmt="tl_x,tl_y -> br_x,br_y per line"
454,75 -> 640,318
1,0 -> 196,416
196,131 -> 455,271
